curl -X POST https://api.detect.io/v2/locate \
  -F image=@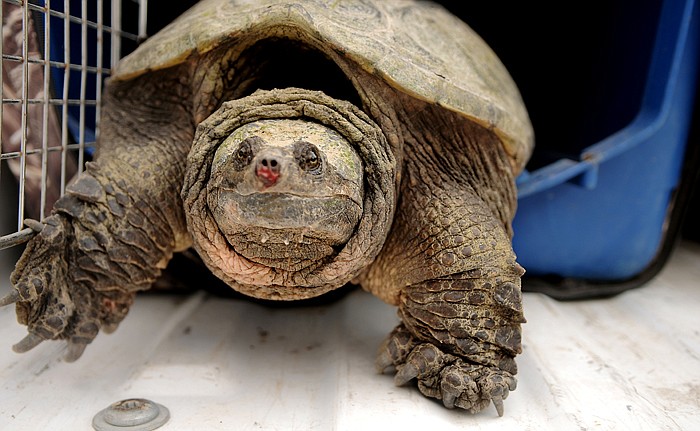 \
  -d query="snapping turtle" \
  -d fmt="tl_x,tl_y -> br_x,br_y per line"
2,0 -> 533,416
